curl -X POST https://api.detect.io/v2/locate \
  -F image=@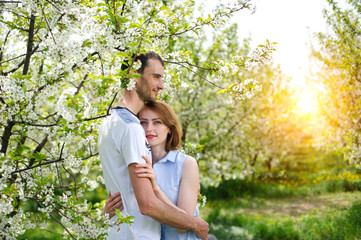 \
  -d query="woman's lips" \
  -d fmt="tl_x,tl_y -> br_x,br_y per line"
146,135 -> 156,139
